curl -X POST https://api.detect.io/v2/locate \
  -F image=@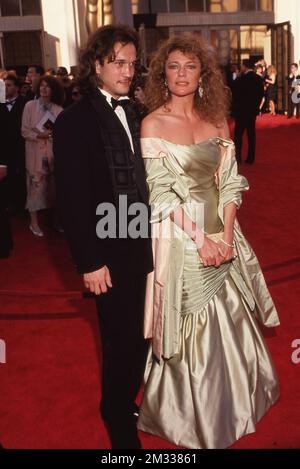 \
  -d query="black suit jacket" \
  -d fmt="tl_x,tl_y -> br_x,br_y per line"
286,74 -> 300,95
0,95 -> 27,173
53,89 -> 153,276
232,71 -> 264,118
